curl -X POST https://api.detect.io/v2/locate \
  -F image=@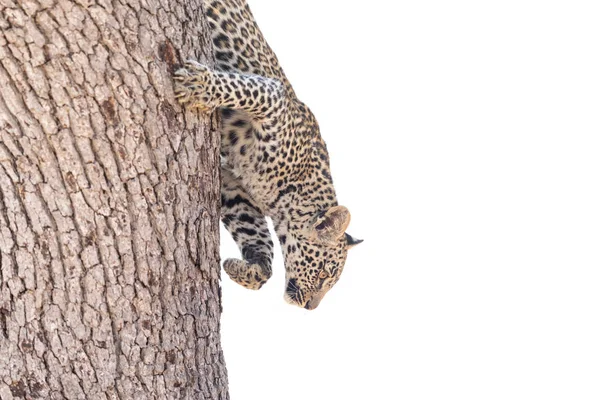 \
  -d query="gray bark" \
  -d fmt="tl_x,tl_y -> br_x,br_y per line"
0,0 -> 228,398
